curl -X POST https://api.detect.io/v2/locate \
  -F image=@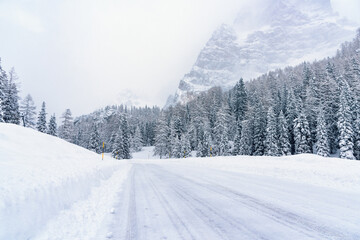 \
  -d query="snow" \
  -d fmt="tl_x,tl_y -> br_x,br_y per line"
132,146 -> 159,159
0,123 -> 130,240
1,124 -> 360,239
108,156 -> 360,239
